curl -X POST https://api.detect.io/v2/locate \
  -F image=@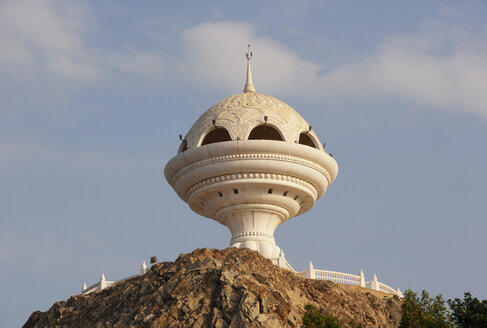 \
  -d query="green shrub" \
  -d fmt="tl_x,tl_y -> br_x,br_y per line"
302,304 -> 361,328
448,292 -> 487,328
399,290 -> 453,328
302,304 -> 325,328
